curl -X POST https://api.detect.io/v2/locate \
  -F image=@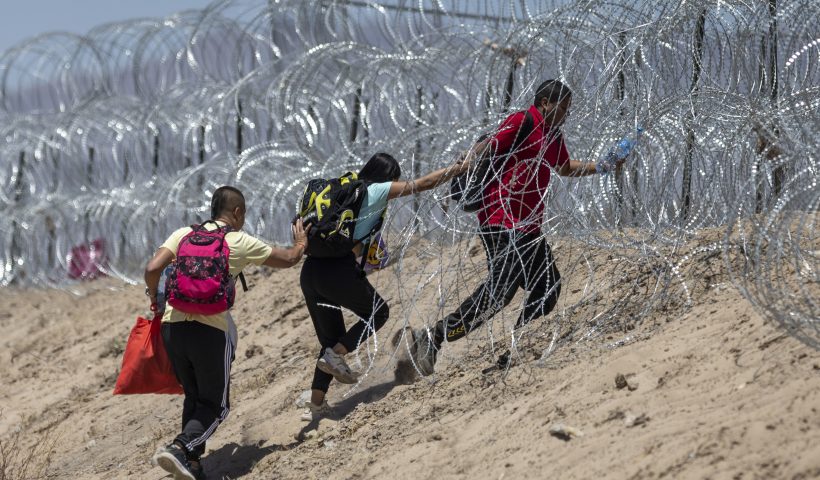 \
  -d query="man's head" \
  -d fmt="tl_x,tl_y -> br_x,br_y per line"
534,79 -> 572,127
210,186 -> 246,229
